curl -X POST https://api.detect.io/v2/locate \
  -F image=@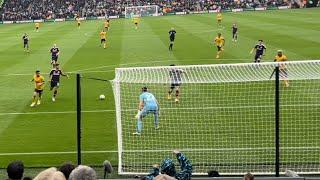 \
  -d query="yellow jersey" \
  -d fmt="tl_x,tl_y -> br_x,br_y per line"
100,31 -> 107,39
275,55 -> 287,69
32,75 -> 45,90
35,23 -> 40,28
104,21 -> 109,27
133,17 -> 140,24
217,13 -> 222,21
214,36 -> 225,47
